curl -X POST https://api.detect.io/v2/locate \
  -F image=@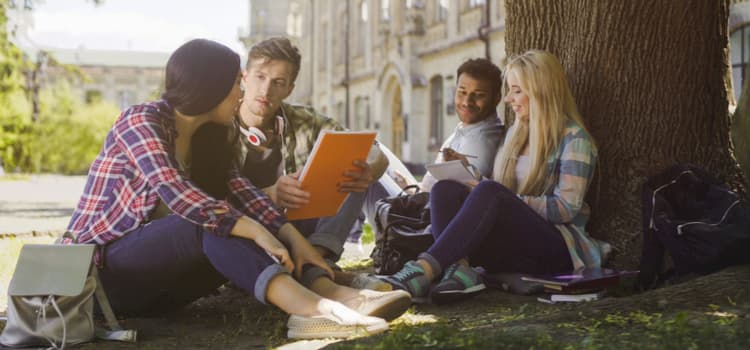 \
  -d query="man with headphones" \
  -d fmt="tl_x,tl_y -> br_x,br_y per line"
237,37 -> 390,291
